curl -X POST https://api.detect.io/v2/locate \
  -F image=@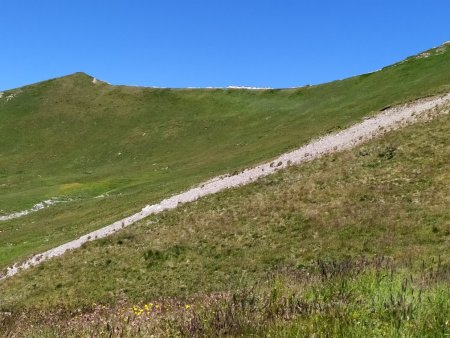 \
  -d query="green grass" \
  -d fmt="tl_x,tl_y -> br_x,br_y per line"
0,94 -> 449,336
1,44 -> 450,269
